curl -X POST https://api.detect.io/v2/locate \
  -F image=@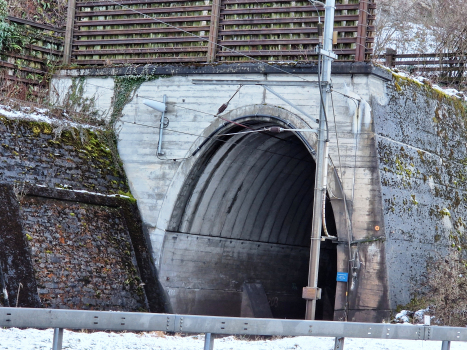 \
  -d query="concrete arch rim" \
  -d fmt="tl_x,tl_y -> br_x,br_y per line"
153,103 -> 347,268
